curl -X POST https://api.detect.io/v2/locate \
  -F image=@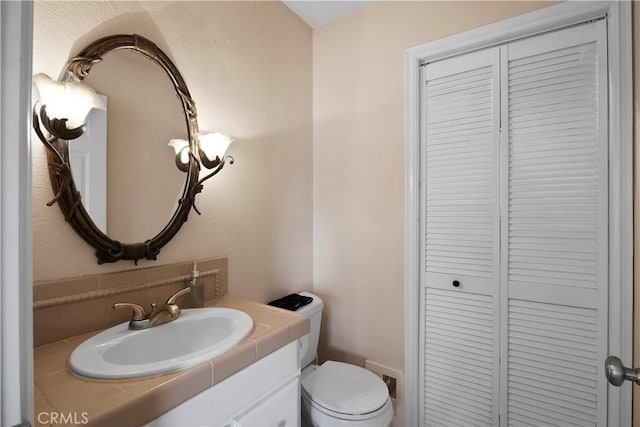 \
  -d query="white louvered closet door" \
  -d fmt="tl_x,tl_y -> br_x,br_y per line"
501,21 -> 608,426
421,20 -> 609,427
421,47 -> 500,427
